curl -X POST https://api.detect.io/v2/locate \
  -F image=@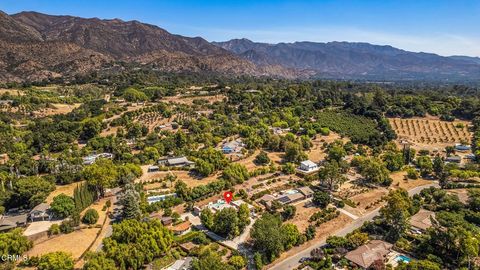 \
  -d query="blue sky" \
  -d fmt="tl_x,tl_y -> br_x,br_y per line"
2,0 -> 480,56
